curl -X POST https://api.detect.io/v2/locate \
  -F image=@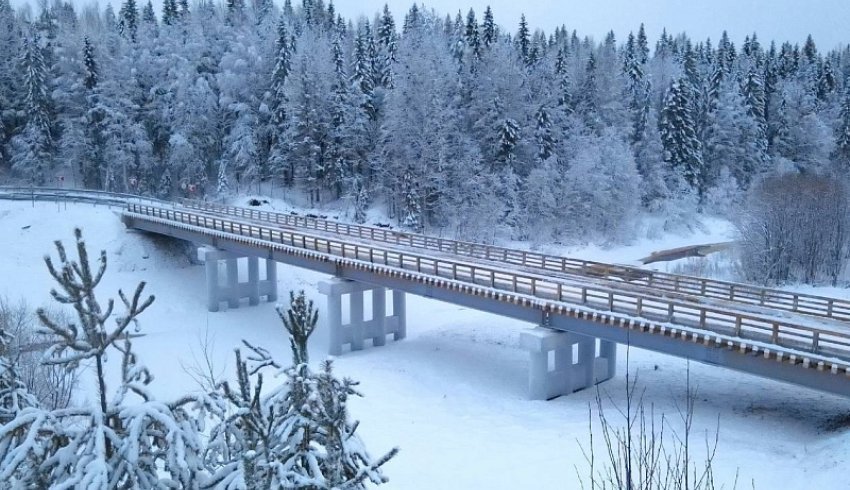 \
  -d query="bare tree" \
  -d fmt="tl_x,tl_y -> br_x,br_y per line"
579,347 -> 738,490
737,174 -> 850,285
0,298 -> 77,410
